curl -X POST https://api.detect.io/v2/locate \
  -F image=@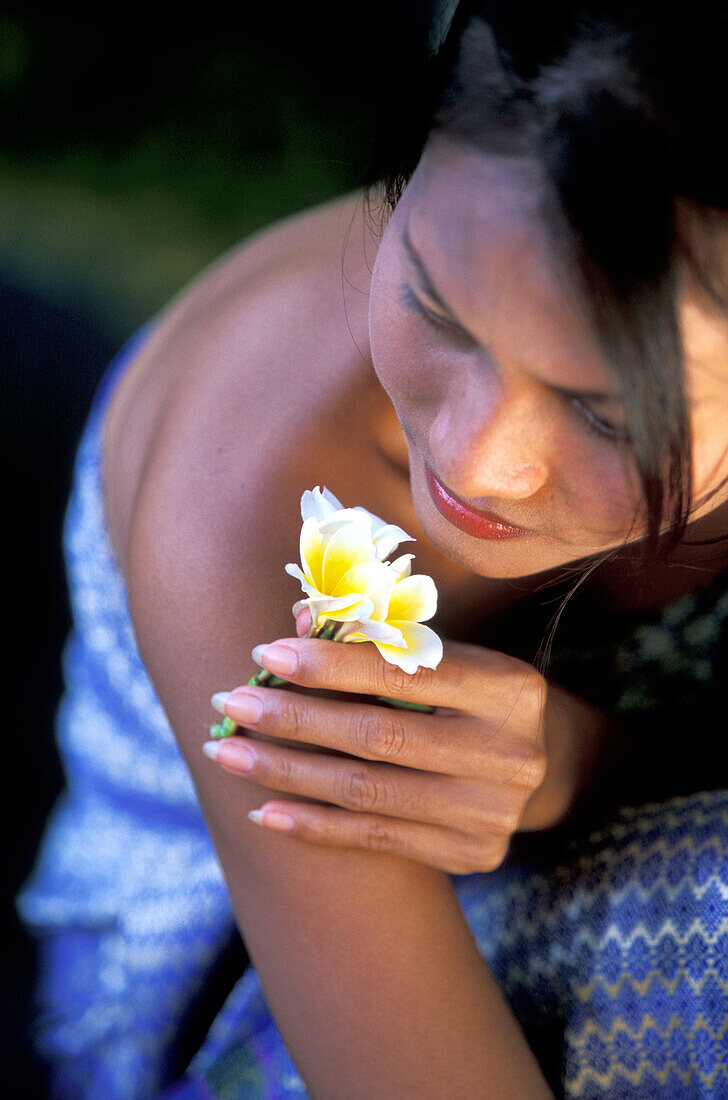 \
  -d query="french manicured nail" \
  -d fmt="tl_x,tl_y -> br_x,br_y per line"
203,740 -> 255,772
248,809 -> 296,832
226,690 -> 263,725
210,692 -> 230,715
251,643 -> 298,677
